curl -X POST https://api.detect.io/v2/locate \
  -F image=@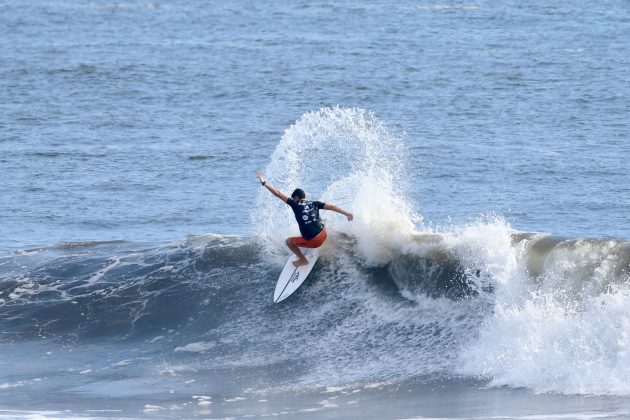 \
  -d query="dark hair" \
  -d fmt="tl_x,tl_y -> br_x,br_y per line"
291,188 -> 306,200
